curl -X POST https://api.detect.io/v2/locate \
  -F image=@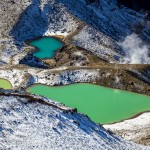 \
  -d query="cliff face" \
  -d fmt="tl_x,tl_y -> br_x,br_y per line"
58,0 -> 142,40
